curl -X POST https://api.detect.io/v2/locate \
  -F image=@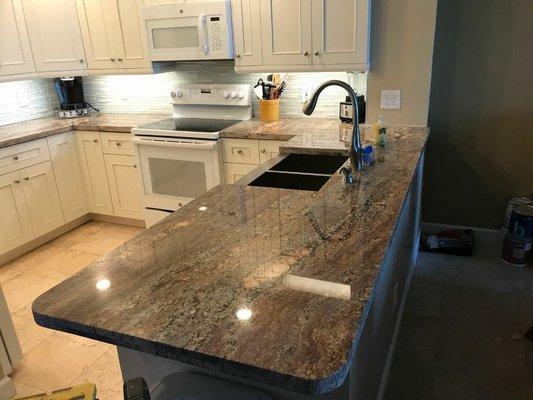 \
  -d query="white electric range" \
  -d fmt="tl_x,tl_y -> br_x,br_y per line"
132,84 -> 251,227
